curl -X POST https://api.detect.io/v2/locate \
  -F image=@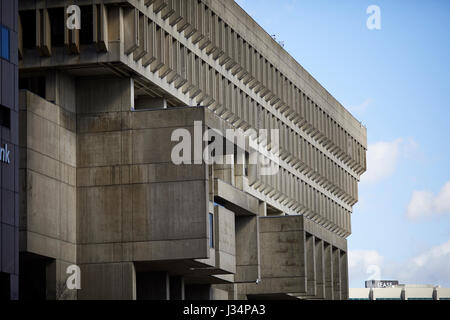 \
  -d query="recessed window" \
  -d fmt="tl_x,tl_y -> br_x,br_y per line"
0,105 -> 11,128
209,213 -> 214,248
80,6 -> 93,44
49,8 -> 65,47
1,26 -> 10,60
21,11 -> 36,49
